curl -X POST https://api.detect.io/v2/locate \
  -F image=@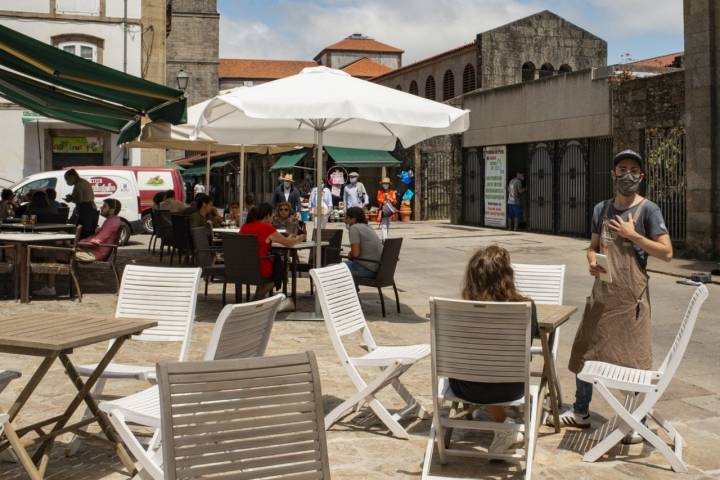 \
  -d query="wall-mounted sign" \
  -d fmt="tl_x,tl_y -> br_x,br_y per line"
89,176 -> 117,198
484,145 -> 507,228
52,136 -> 104,154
